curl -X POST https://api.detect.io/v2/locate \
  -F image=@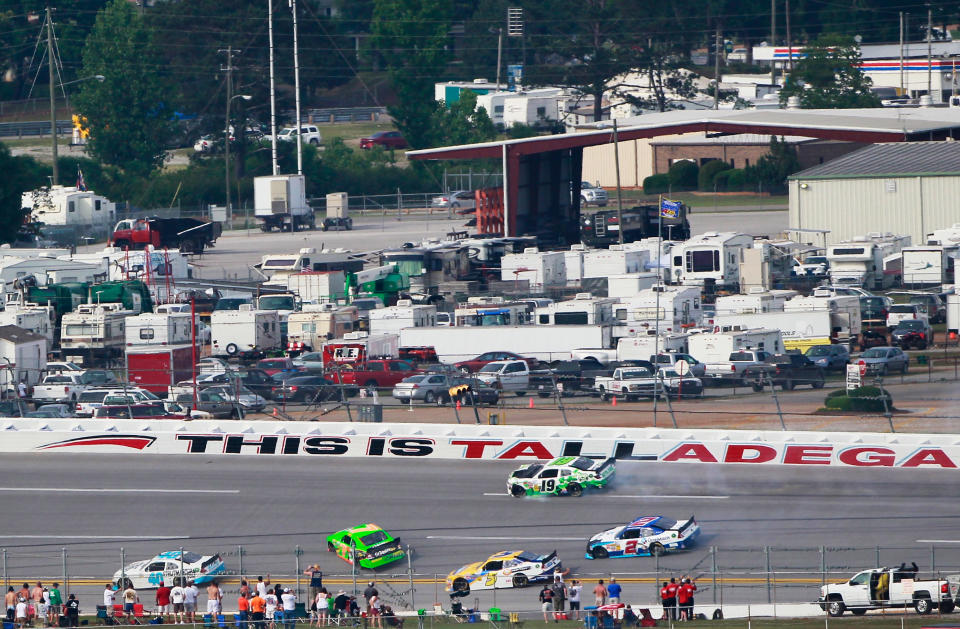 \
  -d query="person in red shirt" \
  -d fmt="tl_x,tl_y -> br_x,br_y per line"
156,583 -> 172,623
659,582 -> 669,621
675,581 -> 690,620
665,578 -> 678,621
680,578 -> 697,620
238,593 -> 251,626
